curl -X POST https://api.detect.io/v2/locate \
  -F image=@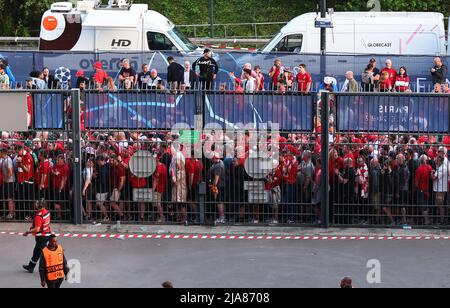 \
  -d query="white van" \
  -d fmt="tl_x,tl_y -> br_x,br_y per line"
39,0 -> 200,53
261,12 -> 447,55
